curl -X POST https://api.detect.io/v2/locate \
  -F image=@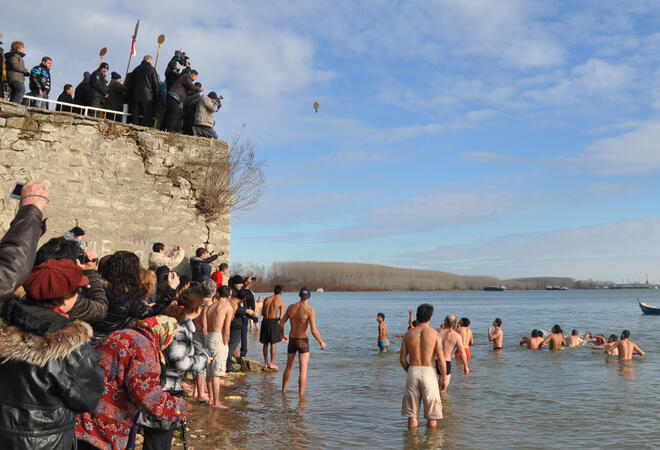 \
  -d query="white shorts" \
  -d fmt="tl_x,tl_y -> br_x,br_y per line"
401,365 -> 443,420
206,332 -> 229,377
